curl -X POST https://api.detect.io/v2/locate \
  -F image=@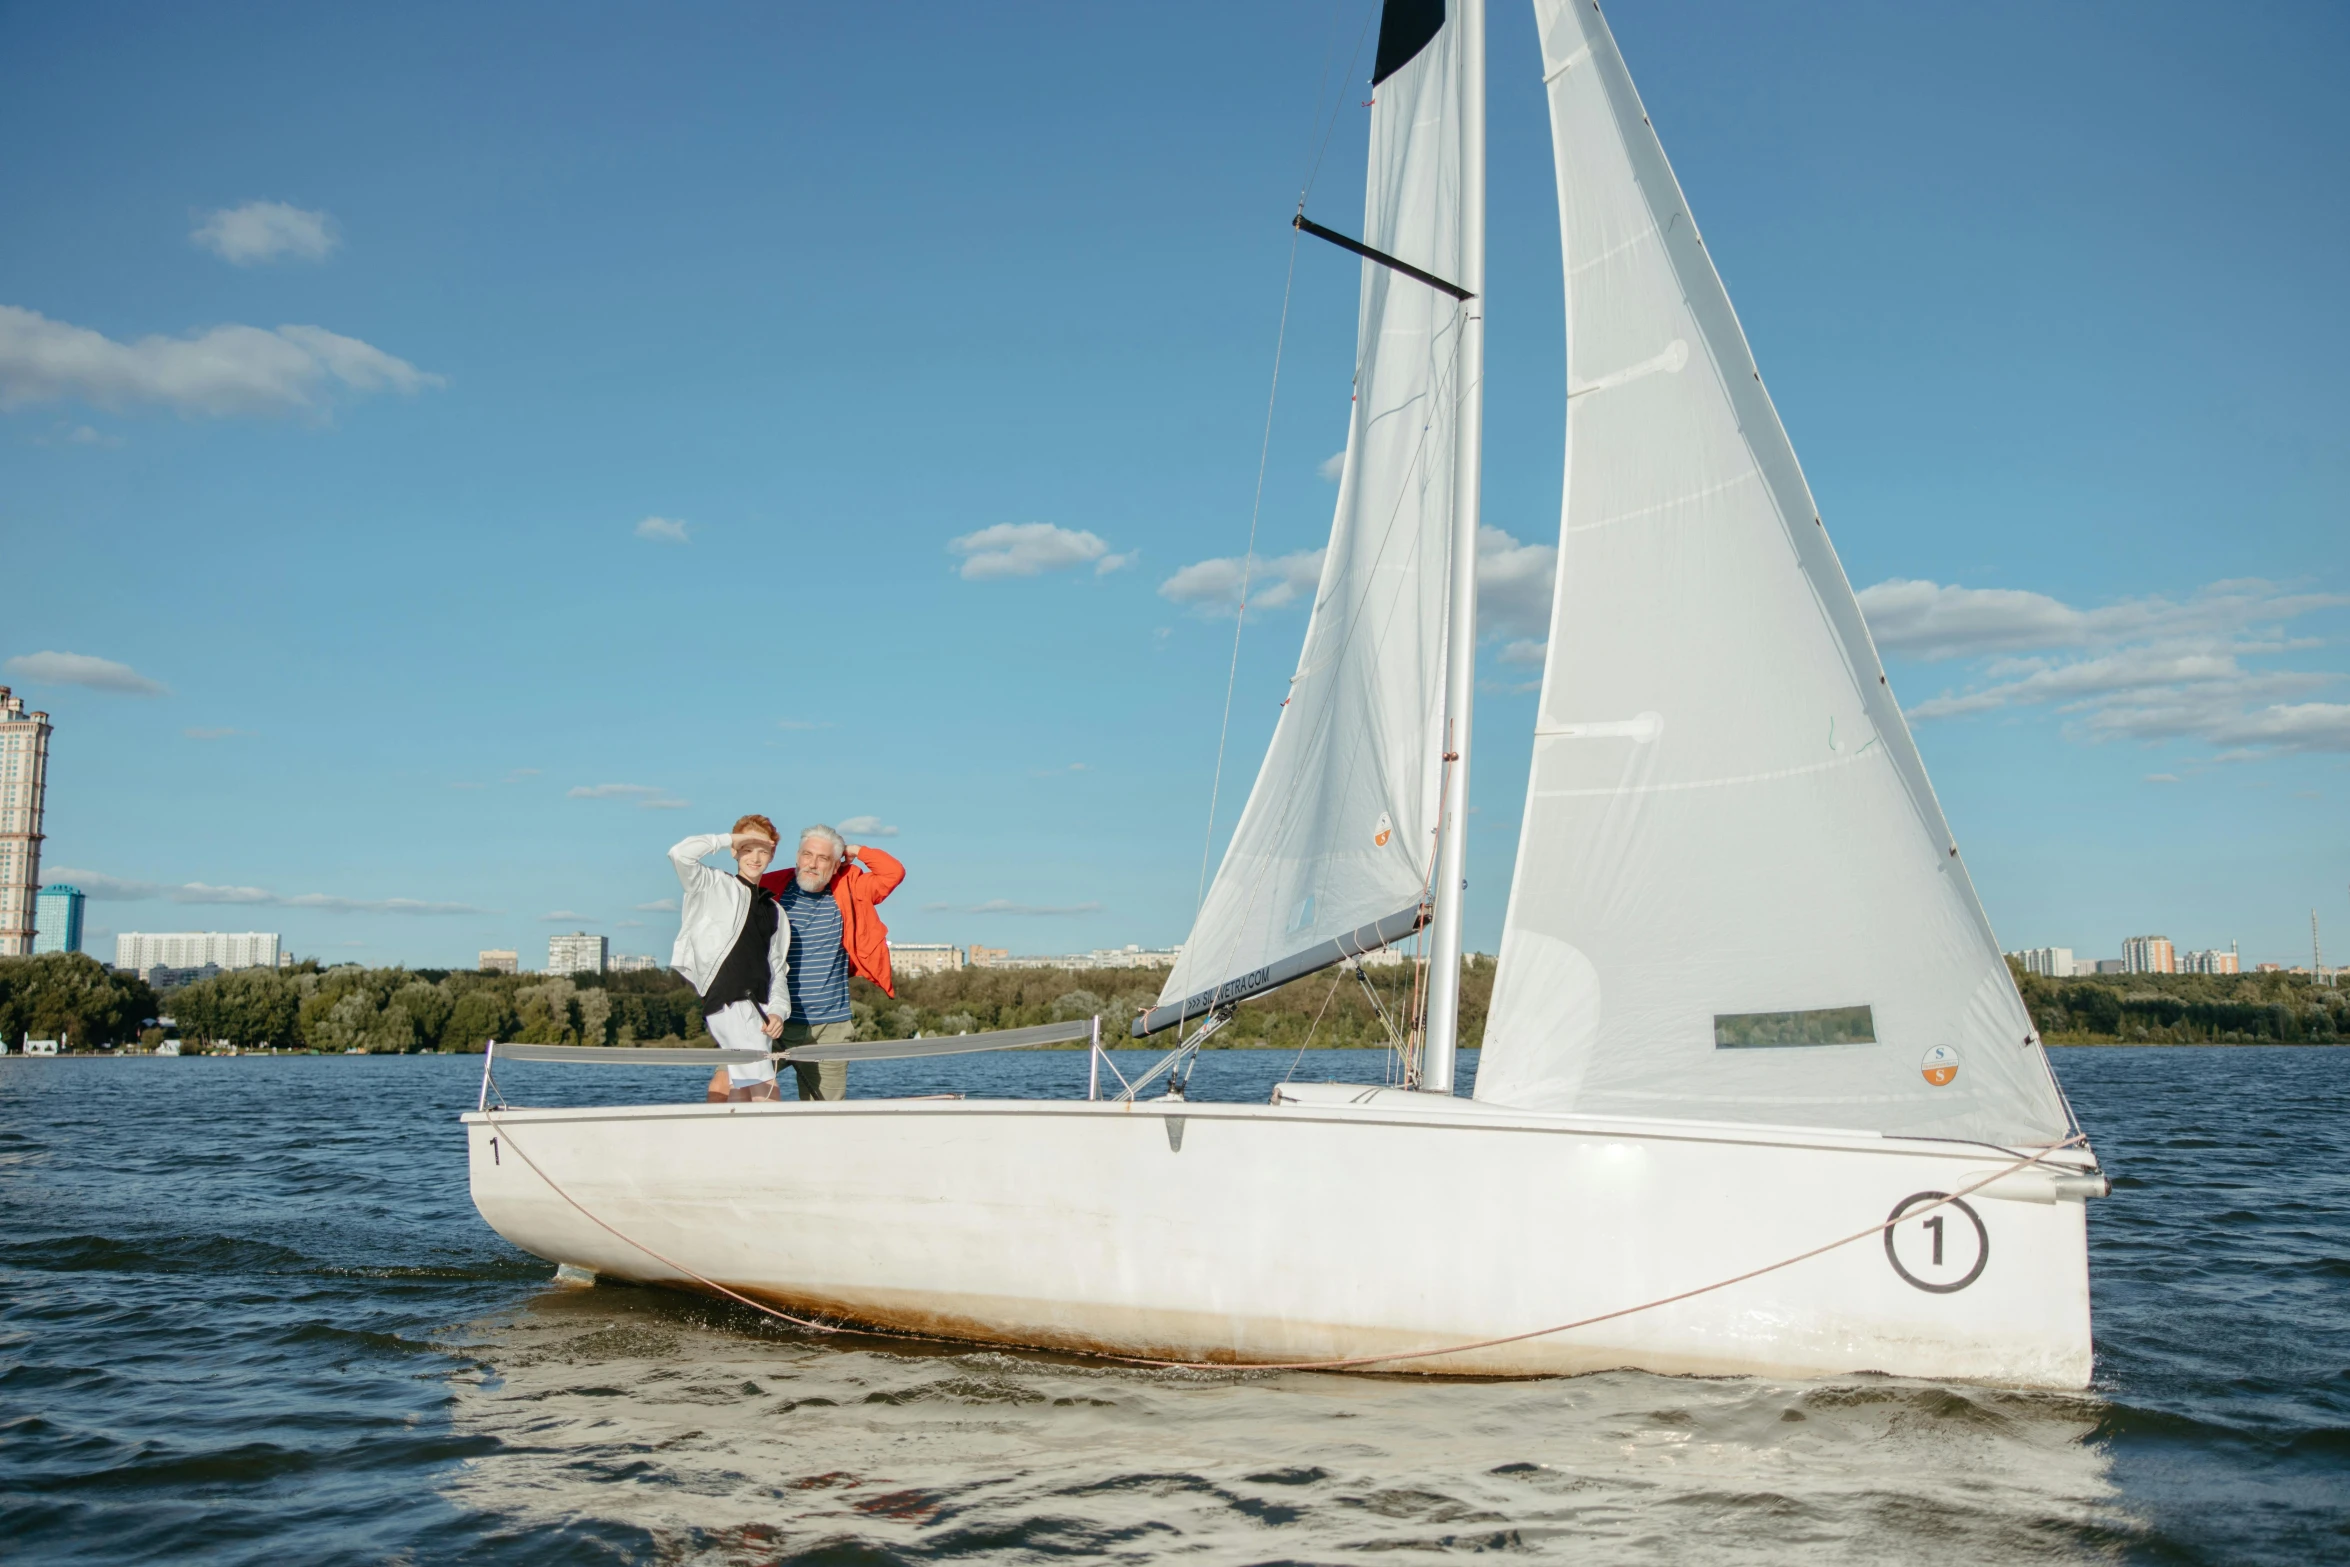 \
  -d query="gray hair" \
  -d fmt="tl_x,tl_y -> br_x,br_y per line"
798,823 -> 847,858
